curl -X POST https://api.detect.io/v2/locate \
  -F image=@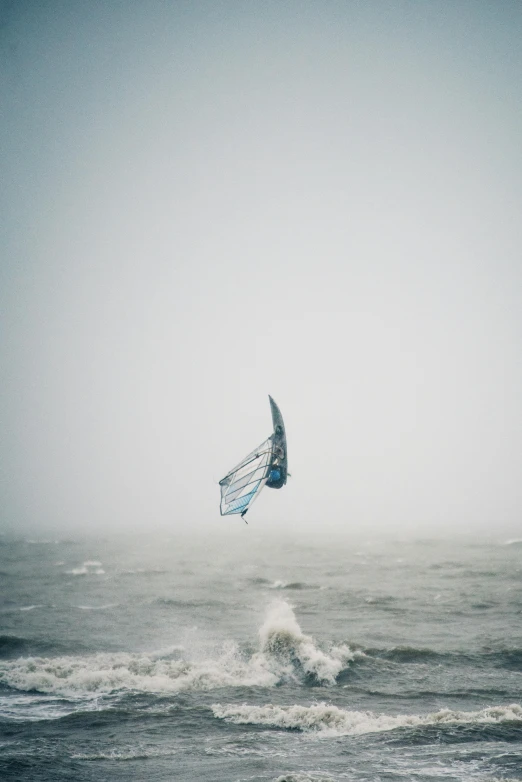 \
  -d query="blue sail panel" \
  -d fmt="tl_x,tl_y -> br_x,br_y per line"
219,439 -> 274,516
